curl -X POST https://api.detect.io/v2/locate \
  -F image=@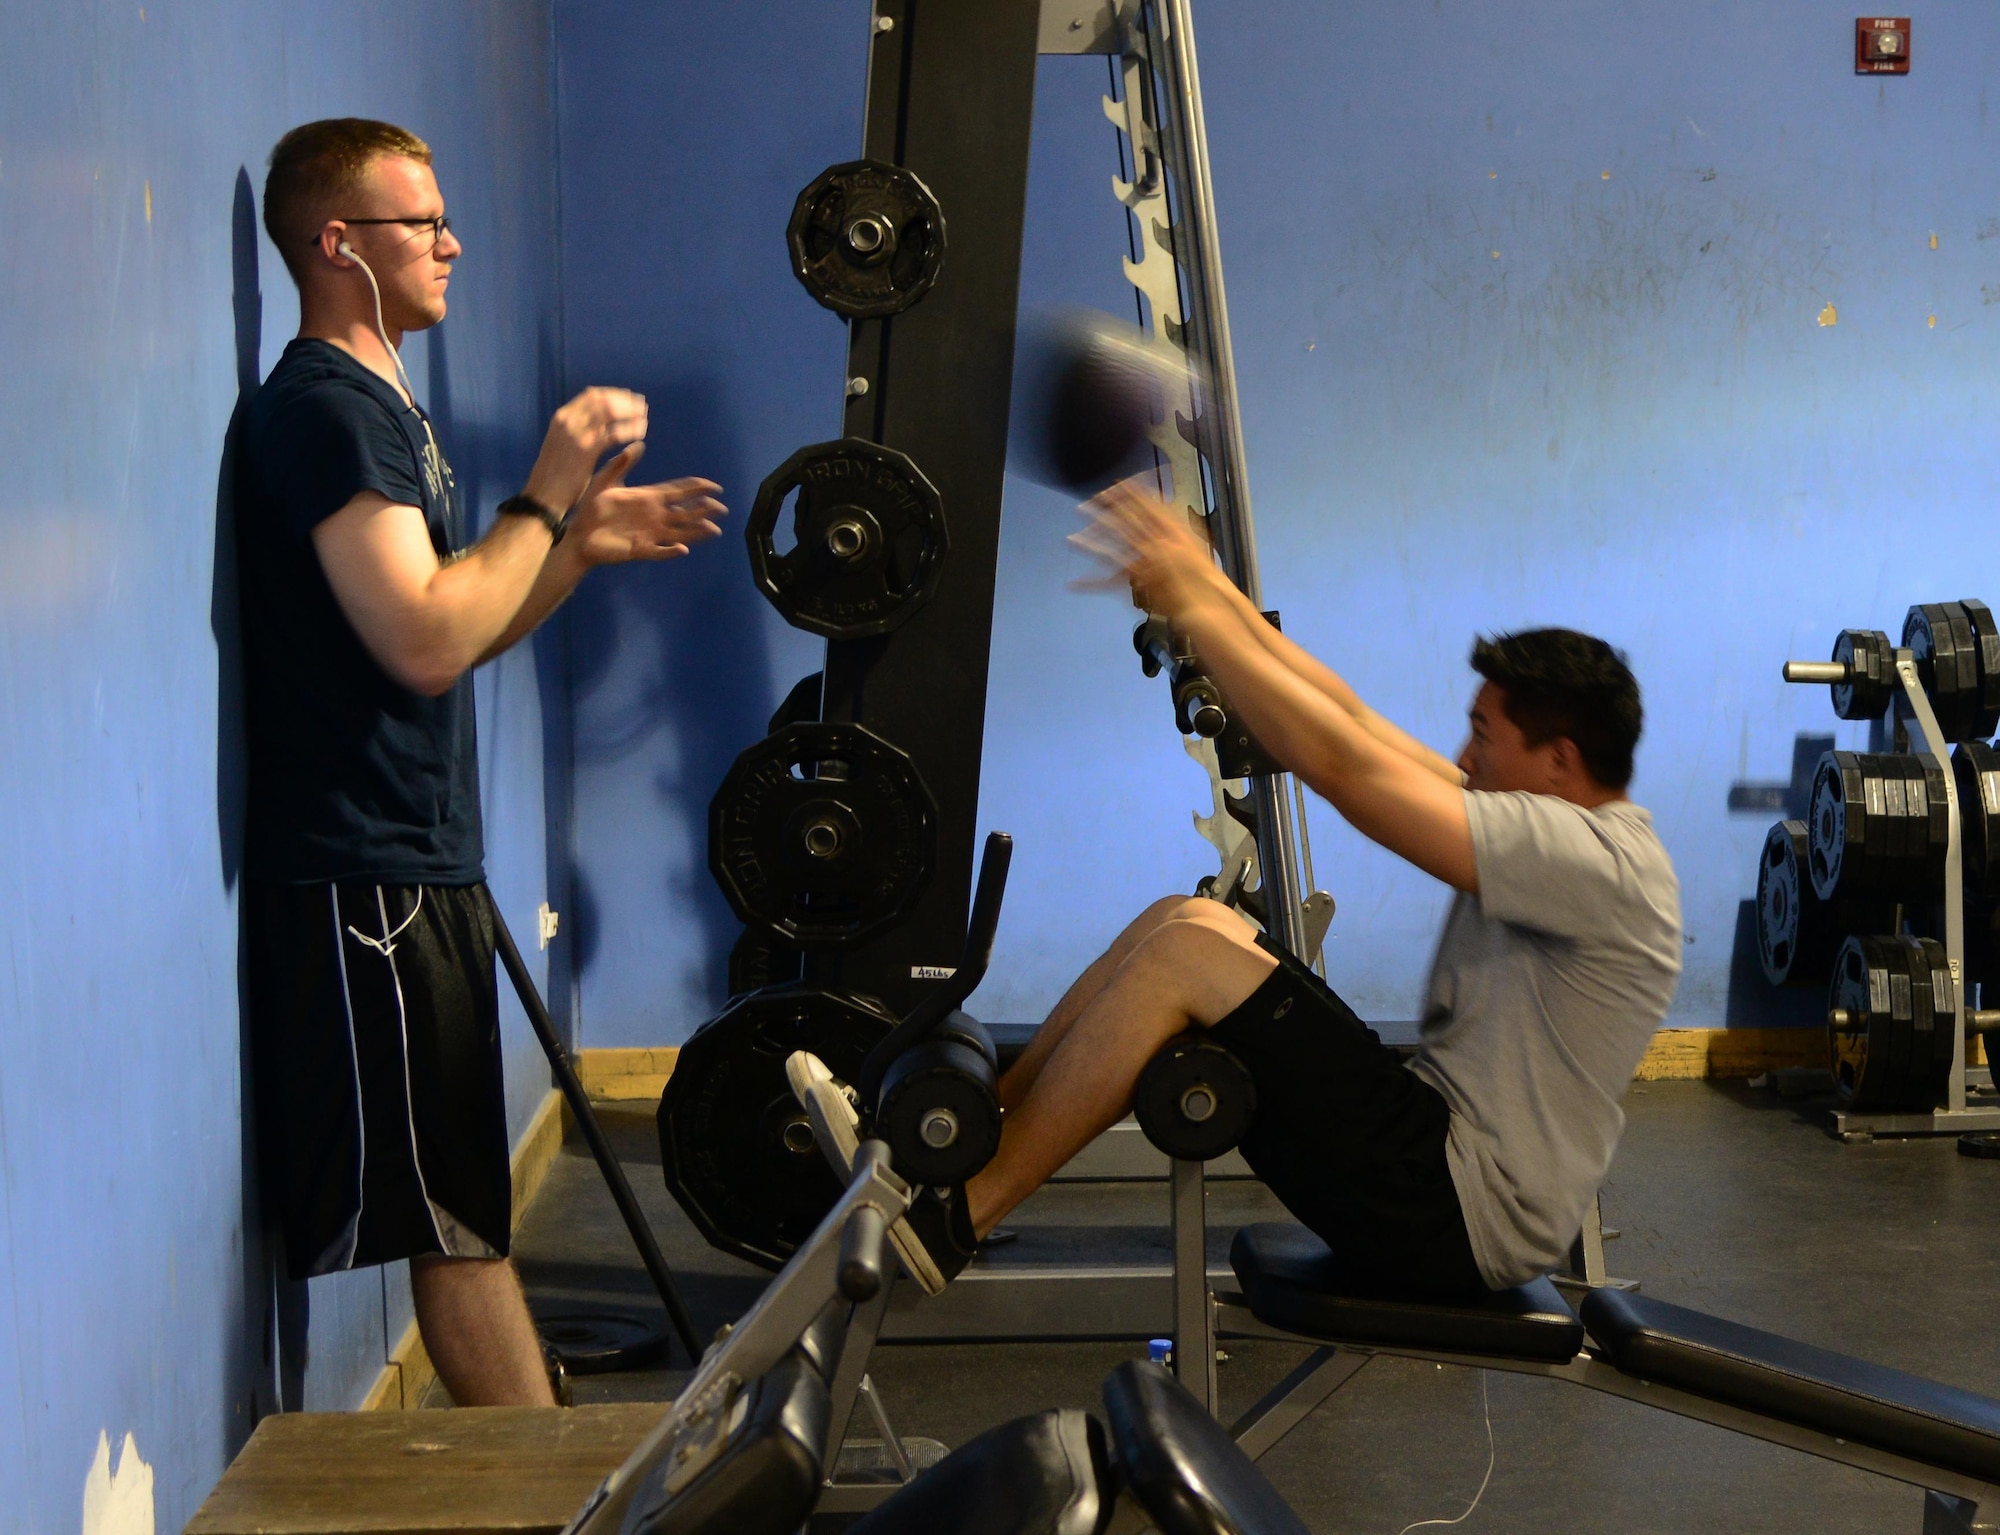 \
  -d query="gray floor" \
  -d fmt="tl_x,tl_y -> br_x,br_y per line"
492,1080 -> 2000,1533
